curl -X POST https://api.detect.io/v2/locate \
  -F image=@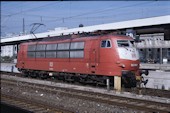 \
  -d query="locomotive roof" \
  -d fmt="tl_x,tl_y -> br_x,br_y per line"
21,34 -> 133,45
